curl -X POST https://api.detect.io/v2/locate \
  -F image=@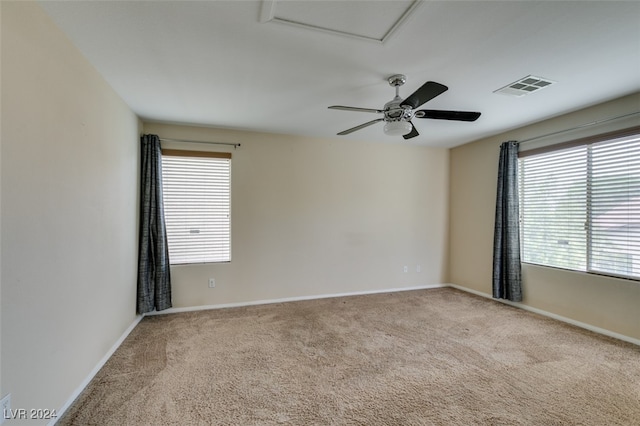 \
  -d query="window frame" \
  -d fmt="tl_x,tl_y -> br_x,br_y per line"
518,125 -> 640,281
